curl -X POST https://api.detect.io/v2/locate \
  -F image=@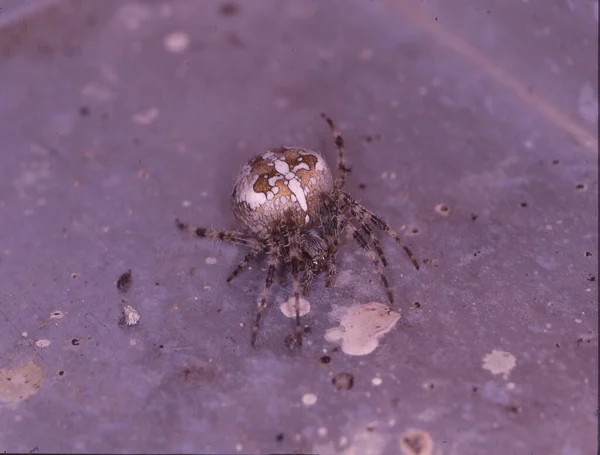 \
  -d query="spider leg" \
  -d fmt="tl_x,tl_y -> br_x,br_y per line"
339,193 -> 420,270
286,221 -> 303,346
251,247 -> 278,346
319,197 -> 341,287
321,113 -> 350,190
339,213 -> 394,304
175,218 -> 257,248
226,246 -> 265,283
343,204 -> 388,267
